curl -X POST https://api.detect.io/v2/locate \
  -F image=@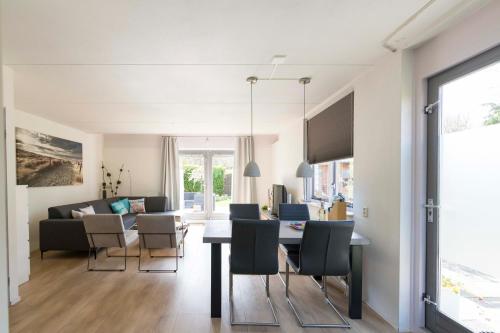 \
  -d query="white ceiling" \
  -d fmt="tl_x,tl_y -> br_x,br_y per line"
2,0 -> 478,135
